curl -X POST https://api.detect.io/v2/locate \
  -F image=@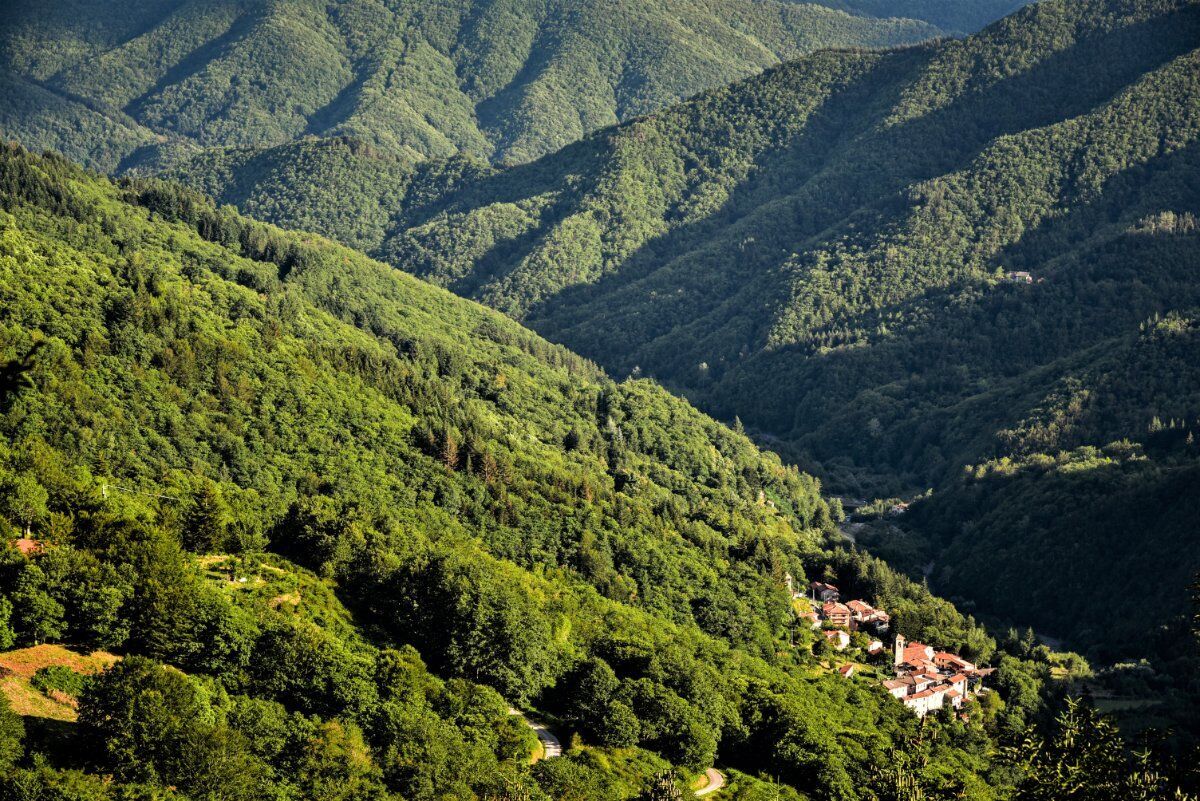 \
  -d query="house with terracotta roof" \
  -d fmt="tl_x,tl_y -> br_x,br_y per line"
12,538 -> 44,557
837,664 -> 856,679
846,599 -> 891,632
896,639 -> 936,669
883,635 -> 982,717
882,672 -> 936,698
846,599 -> 874,617
822,601 -> 852,628
935,652 -> 977,673
904,685 -> 951,717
